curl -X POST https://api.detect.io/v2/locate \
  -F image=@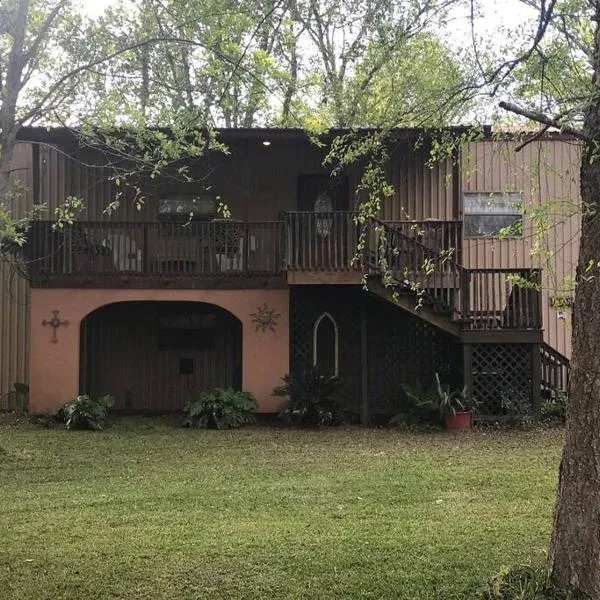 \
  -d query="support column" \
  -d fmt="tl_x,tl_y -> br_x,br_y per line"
360,300 -> 369,425
463,343 -> 473,407
531,343 -> 542,419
